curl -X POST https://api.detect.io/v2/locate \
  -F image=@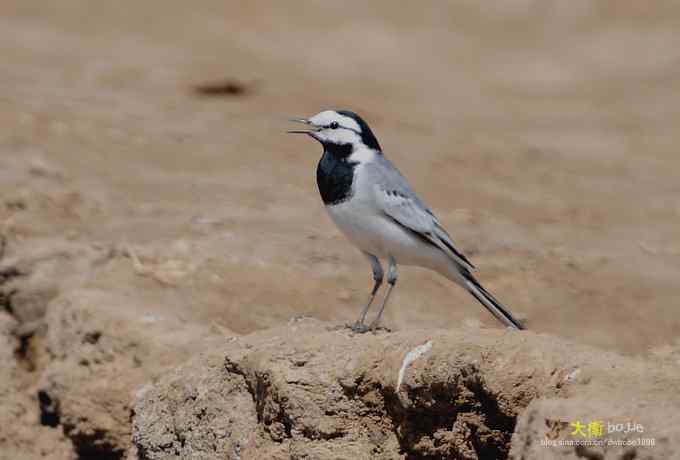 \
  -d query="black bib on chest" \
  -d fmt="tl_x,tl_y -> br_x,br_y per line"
316,143 -> 357,206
